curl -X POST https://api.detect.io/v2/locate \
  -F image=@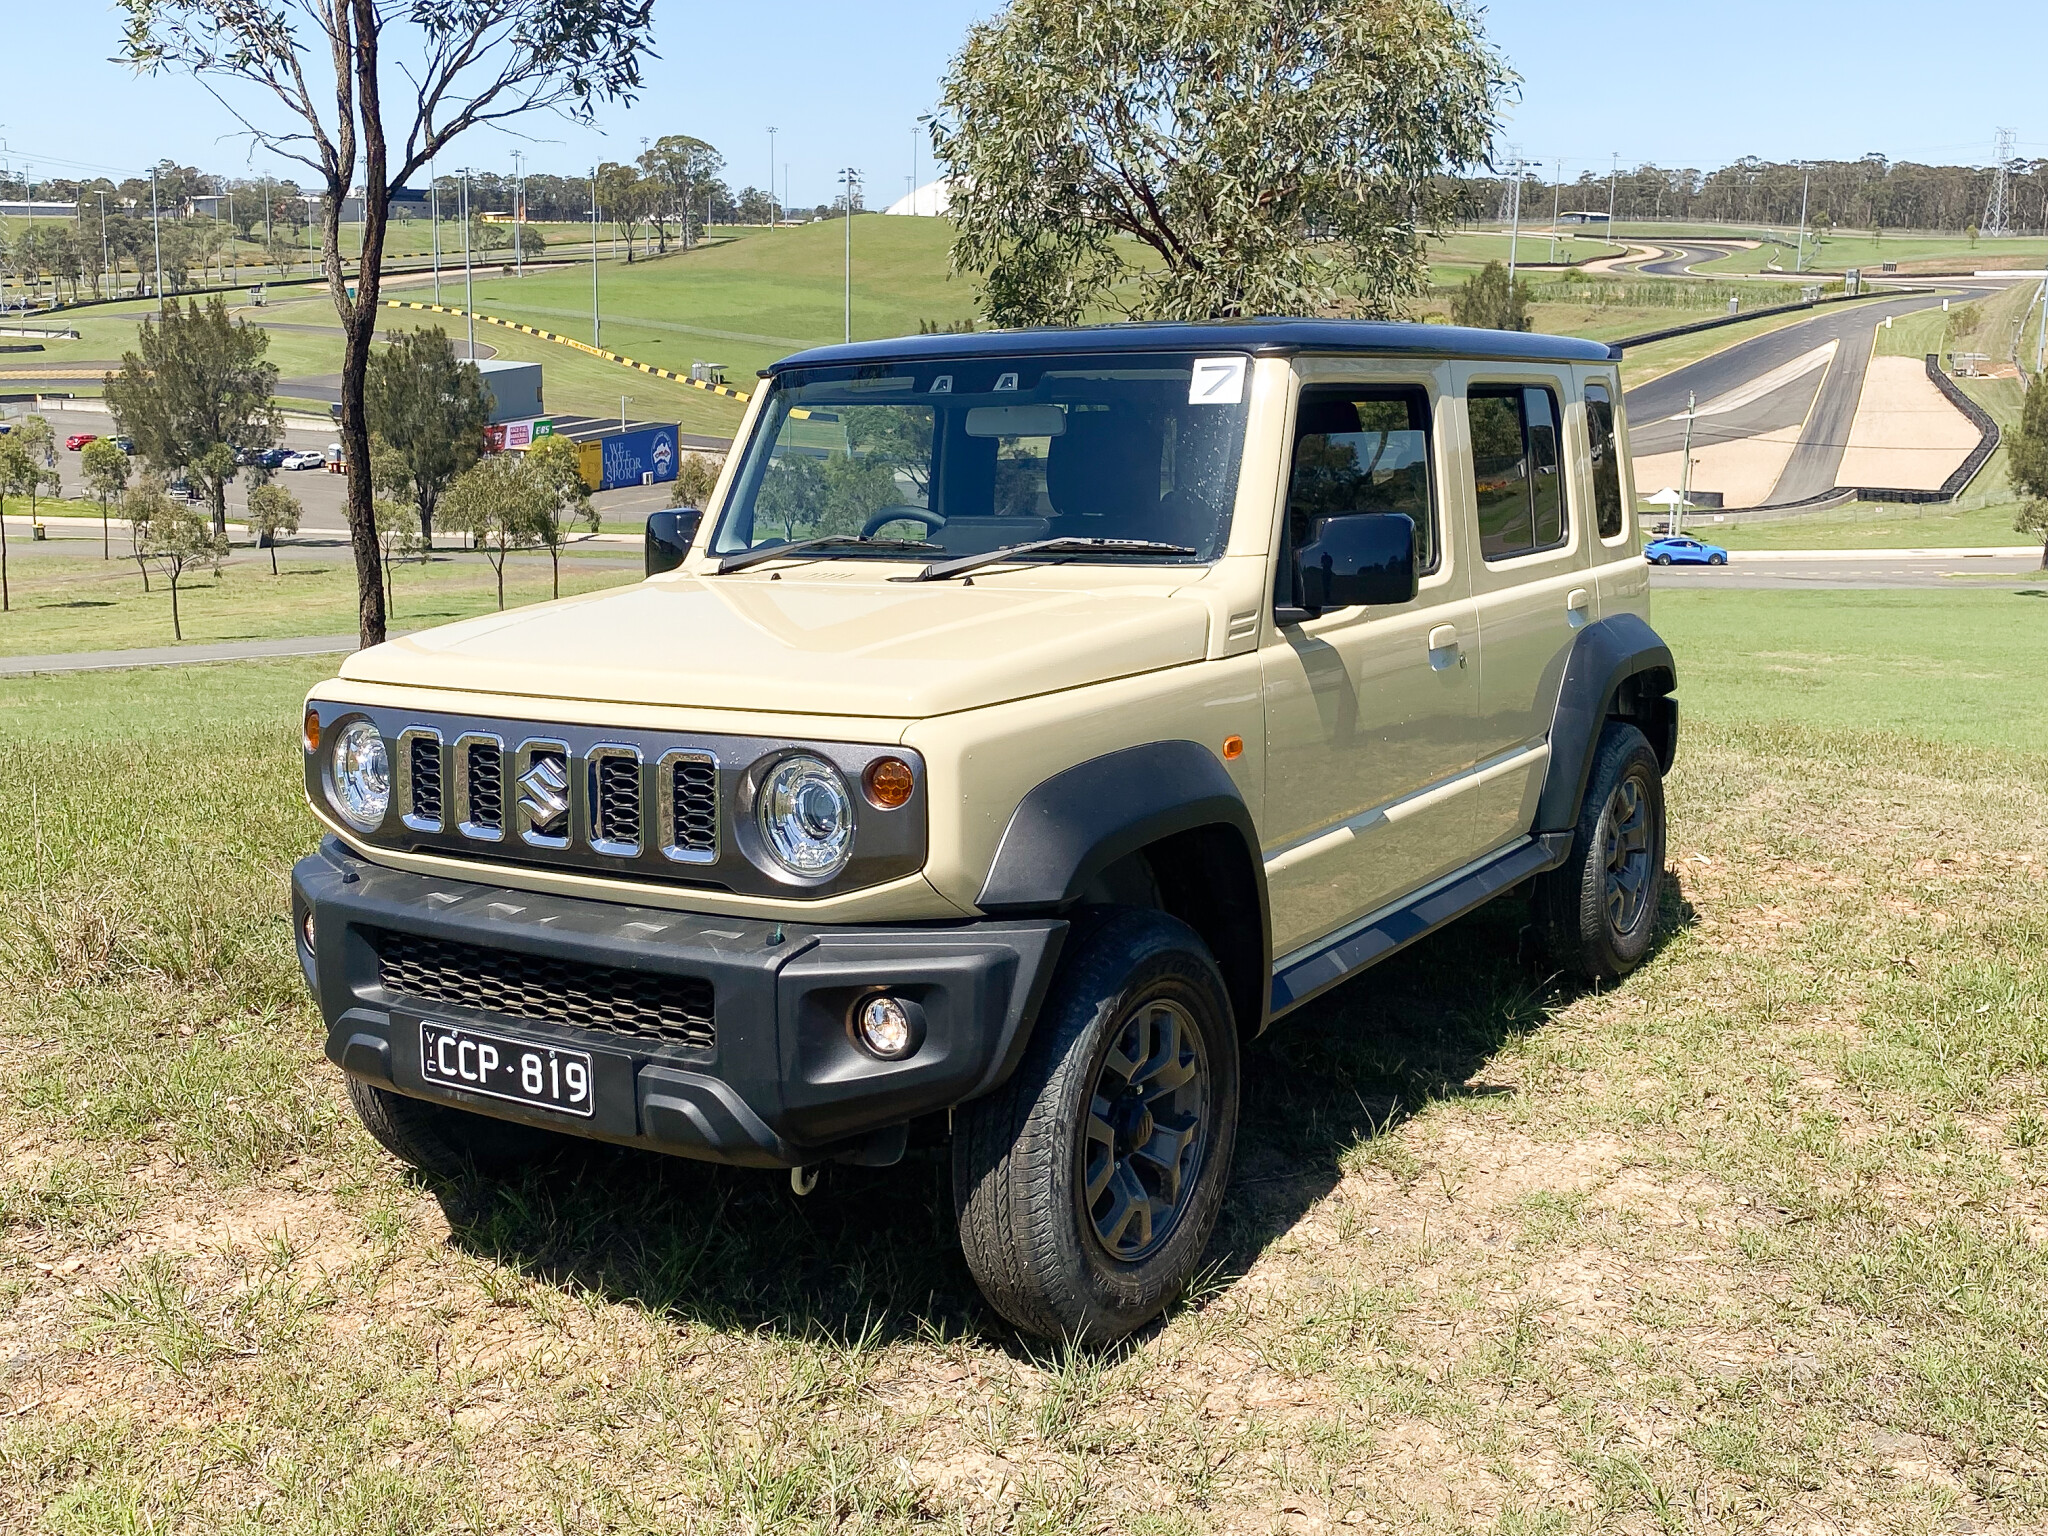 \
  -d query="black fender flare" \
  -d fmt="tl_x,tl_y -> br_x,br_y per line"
976,741 -> 1271,1033
1536,613 -> 1678,835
